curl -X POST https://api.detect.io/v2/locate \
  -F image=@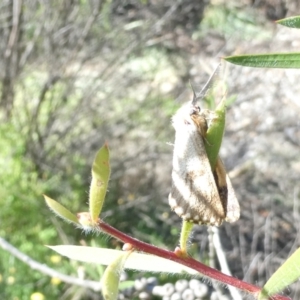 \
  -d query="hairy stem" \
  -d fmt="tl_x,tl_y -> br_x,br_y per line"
97,219 -> 288,300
